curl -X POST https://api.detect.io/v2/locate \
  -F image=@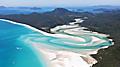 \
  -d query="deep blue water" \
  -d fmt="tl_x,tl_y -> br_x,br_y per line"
0,8 -> 54,15
0,6 -> 120,15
